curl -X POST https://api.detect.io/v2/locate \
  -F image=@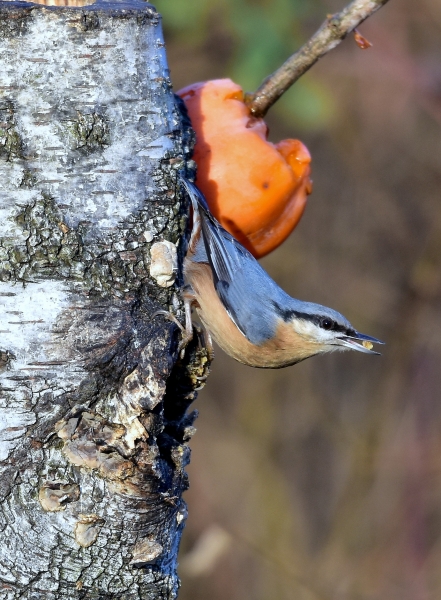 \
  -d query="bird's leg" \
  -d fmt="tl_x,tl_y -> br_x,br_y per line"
152,292 -> 195,358
152,309 -> 185,331
153,288 -> 214,361
177,289 -> 196,357
177,289 -> 215,362
199,326 -> 214,362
